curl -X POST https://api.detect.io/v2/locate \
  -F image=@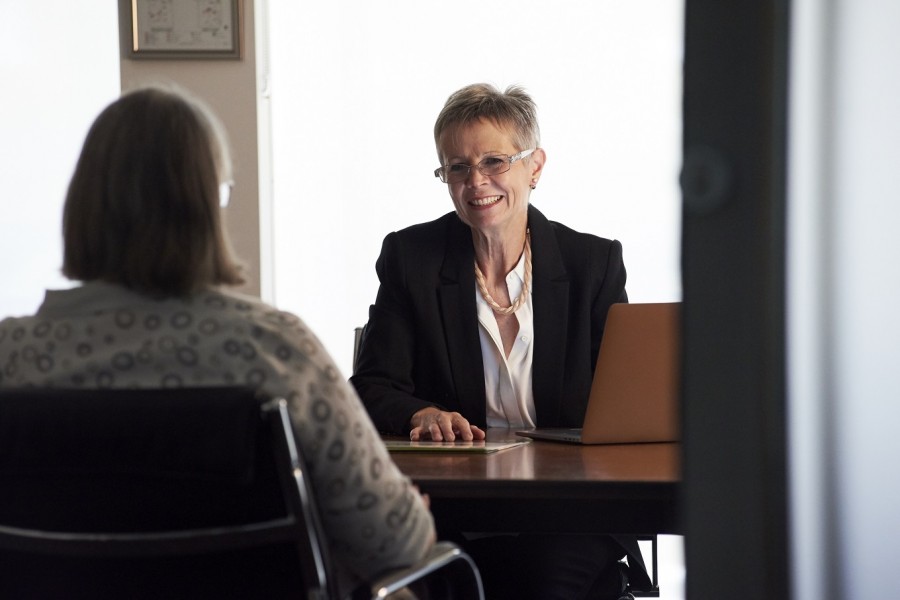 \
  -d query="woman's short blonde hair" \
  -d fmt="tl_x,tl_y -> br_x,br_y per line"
433,83 -> 541,162
62,86 -> 243,295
